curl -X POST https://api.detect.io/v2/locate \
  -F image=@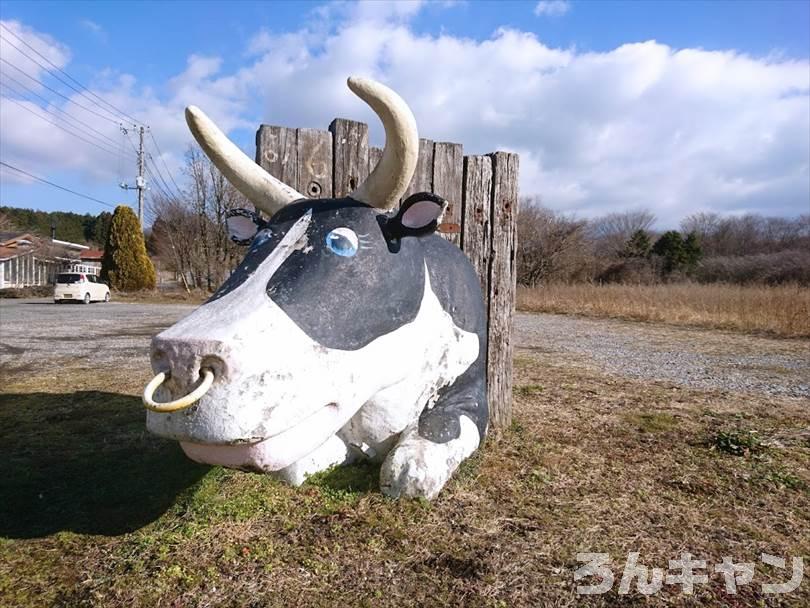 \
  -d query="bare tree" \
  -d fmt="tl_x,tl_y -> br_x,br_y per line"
517,196 -> 593,285
146,145 -> 247,292
682,212 -> 809,257
589,209 -> 656,257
